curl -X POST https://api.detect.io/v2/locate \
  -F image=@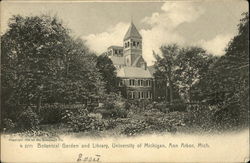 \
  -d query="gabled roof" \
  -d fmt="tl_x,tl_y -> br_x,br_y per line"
109,56 -> 125,65
132,55 -> 145,67
117,67 -> 153,78
124,22 -> 142,40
